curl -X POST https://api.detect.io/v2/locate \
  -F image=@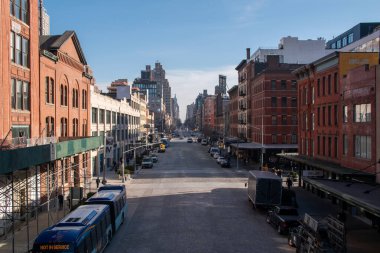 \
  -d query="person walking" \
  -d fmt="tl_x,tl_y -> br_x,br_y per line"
96,178 -> 100,189
286,177 -> 293,189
